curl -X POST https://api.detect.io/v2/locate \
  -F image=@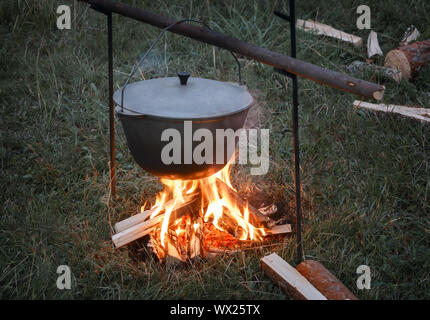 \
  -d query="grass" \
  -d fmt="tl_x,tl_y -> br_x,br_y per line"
1,0 -> 429,299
